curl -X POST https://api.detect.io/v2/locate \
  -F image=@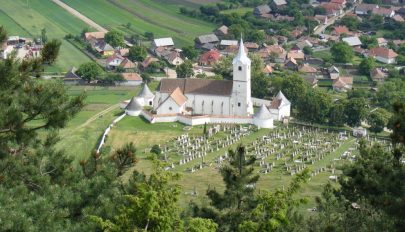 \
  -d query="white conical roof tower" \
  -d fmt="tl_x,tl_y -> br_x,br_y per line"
126,97 -> 143,111
137,83 -> 154,99
254,104 -> 272,119
232,37 -> 250,65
